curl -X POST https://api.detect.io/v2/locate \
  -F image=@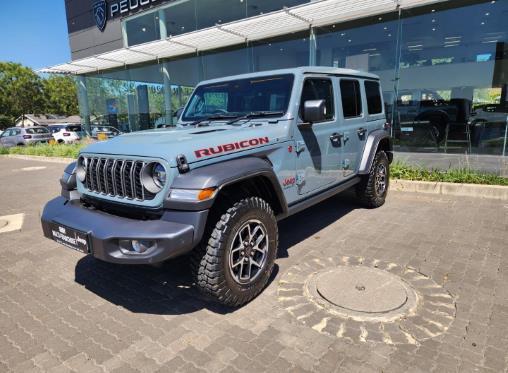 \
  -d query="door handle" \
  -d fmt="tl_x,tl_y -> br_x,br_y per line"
357,127 -> 367,137
330,133 -> 343,147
